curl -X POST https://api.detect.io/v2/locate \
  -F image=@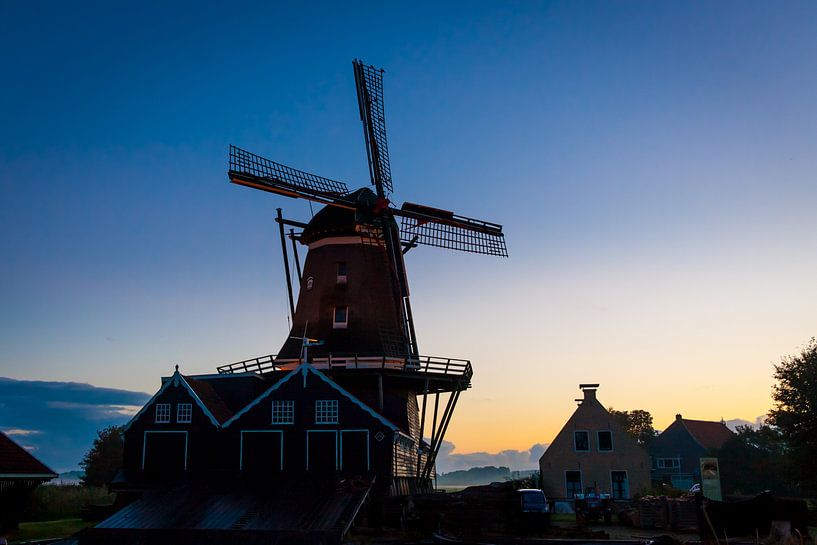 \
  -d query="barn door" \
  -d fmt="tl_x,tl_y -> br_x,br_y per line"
143,431 -> 187,481
340,431 -> 369,474
306,431 -> 337,473
241,431 -> 283,474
